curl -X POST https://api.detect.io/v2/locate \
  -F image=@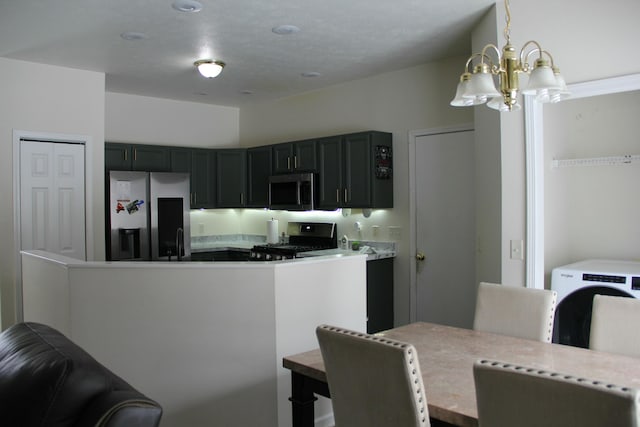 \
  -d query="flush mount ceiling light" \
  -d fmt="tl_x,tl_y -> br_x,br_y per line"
194,59 -> 225,78
450,0 -> 569,112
